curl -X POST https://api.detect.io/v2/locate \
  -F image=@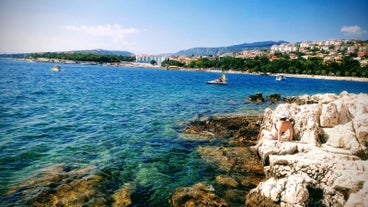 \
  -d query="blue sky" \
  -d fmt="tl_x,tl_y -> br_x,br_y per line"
0,0 -> 367,55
